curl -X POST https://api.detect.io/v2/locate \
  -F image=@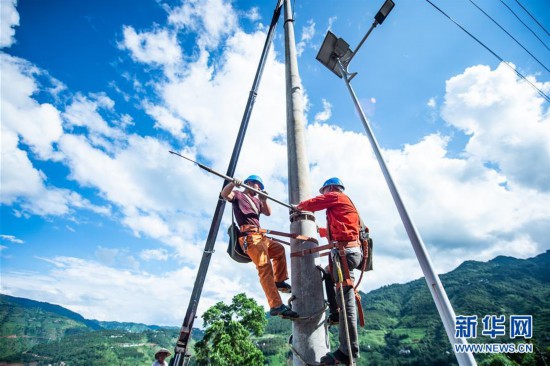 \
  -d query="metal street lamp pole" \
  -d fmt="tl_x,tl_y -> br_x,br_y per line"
336,59 -> 476,366
284,0 -> 329,364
